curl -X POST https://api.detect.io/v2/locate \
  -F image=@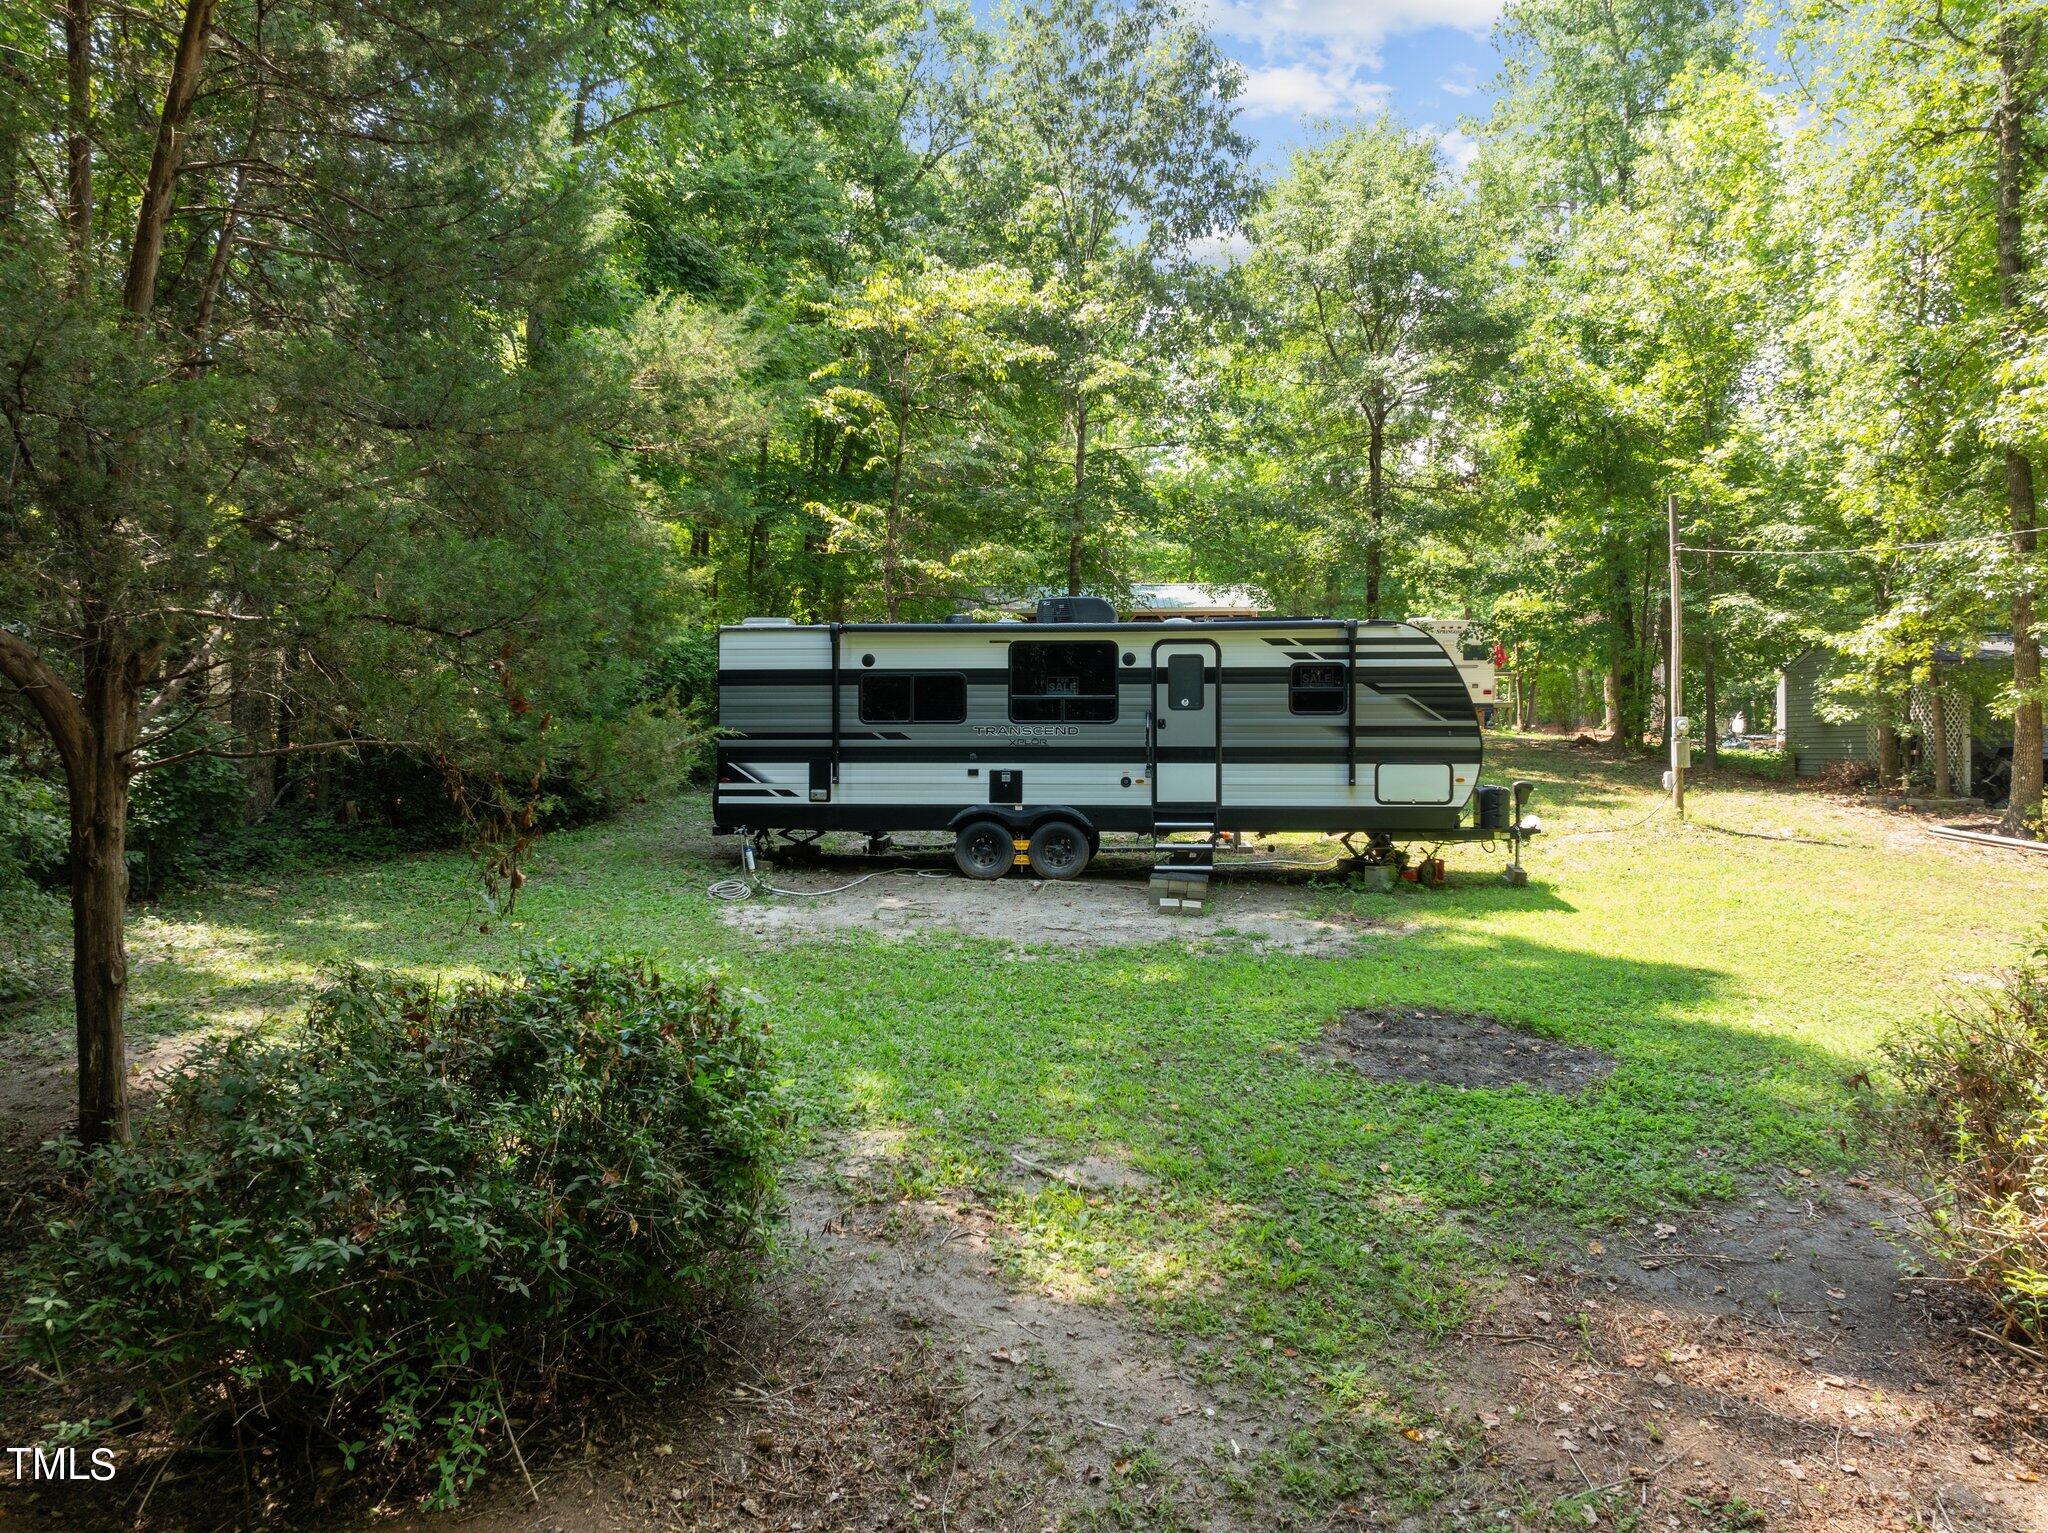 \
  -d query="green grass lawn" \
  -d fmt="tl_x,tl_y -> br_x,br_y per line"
13,738 -> 2045,1494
